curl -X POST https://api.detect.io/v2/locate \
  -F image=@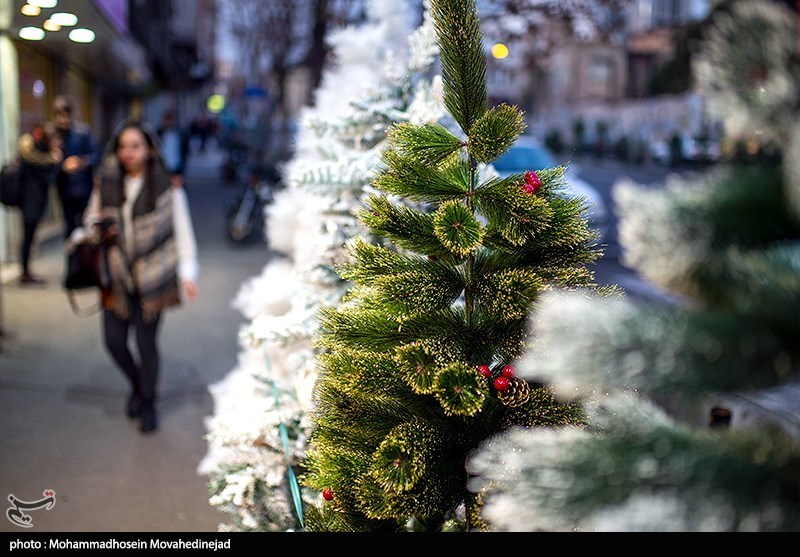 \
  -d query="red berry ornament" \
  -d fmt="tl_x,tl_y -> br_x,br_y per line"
525,170 -> 541,187
493,376 -> 510,391
502,365 -> 515,378
477,365 -> 492,378
322,488 -> 334,501
524,171 -> 542,193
